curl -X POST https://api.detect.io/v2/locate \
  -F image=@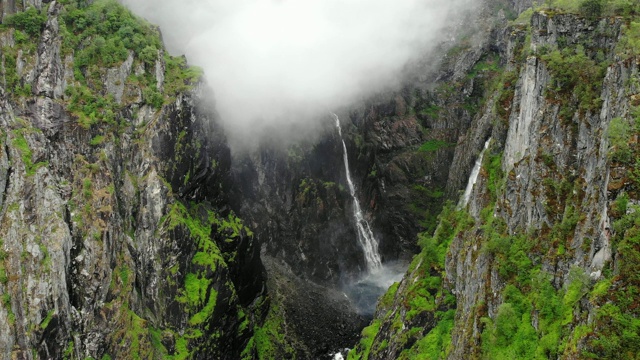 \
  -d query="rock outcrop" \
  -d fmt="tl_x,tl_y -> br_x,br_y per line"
4,1 -> 640,359
0,2 -> 263,359
348,2 -> 640,359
